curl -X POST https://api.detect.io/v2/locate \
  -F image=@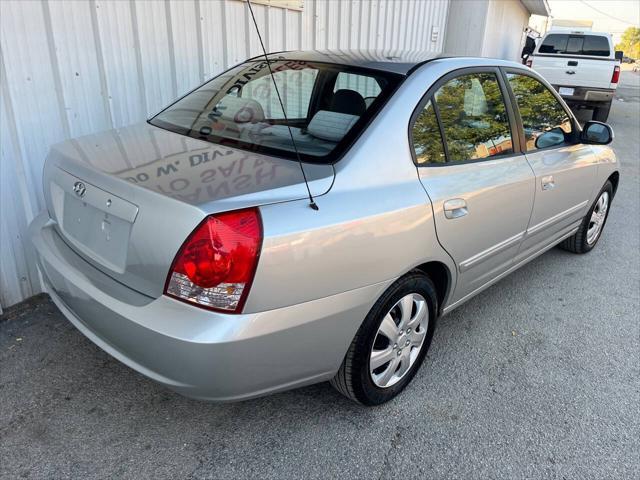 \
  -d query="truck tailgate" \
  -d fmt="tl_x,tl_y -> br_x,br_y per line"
532,55 -> 617,90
